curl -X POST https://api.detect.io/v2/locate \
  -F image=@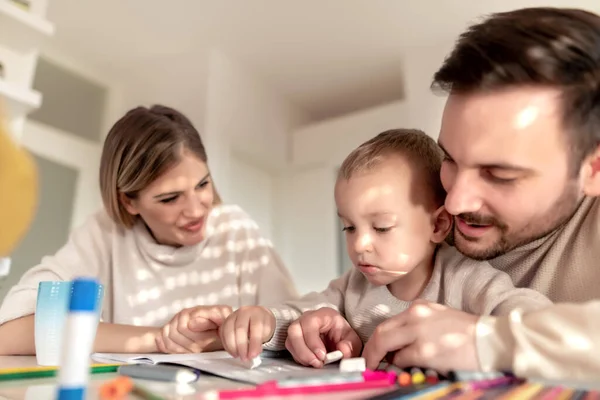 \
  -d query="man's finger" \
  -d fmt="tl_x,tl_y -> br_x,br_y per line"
362,319 -> 414,370
390,344 -> 422,370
